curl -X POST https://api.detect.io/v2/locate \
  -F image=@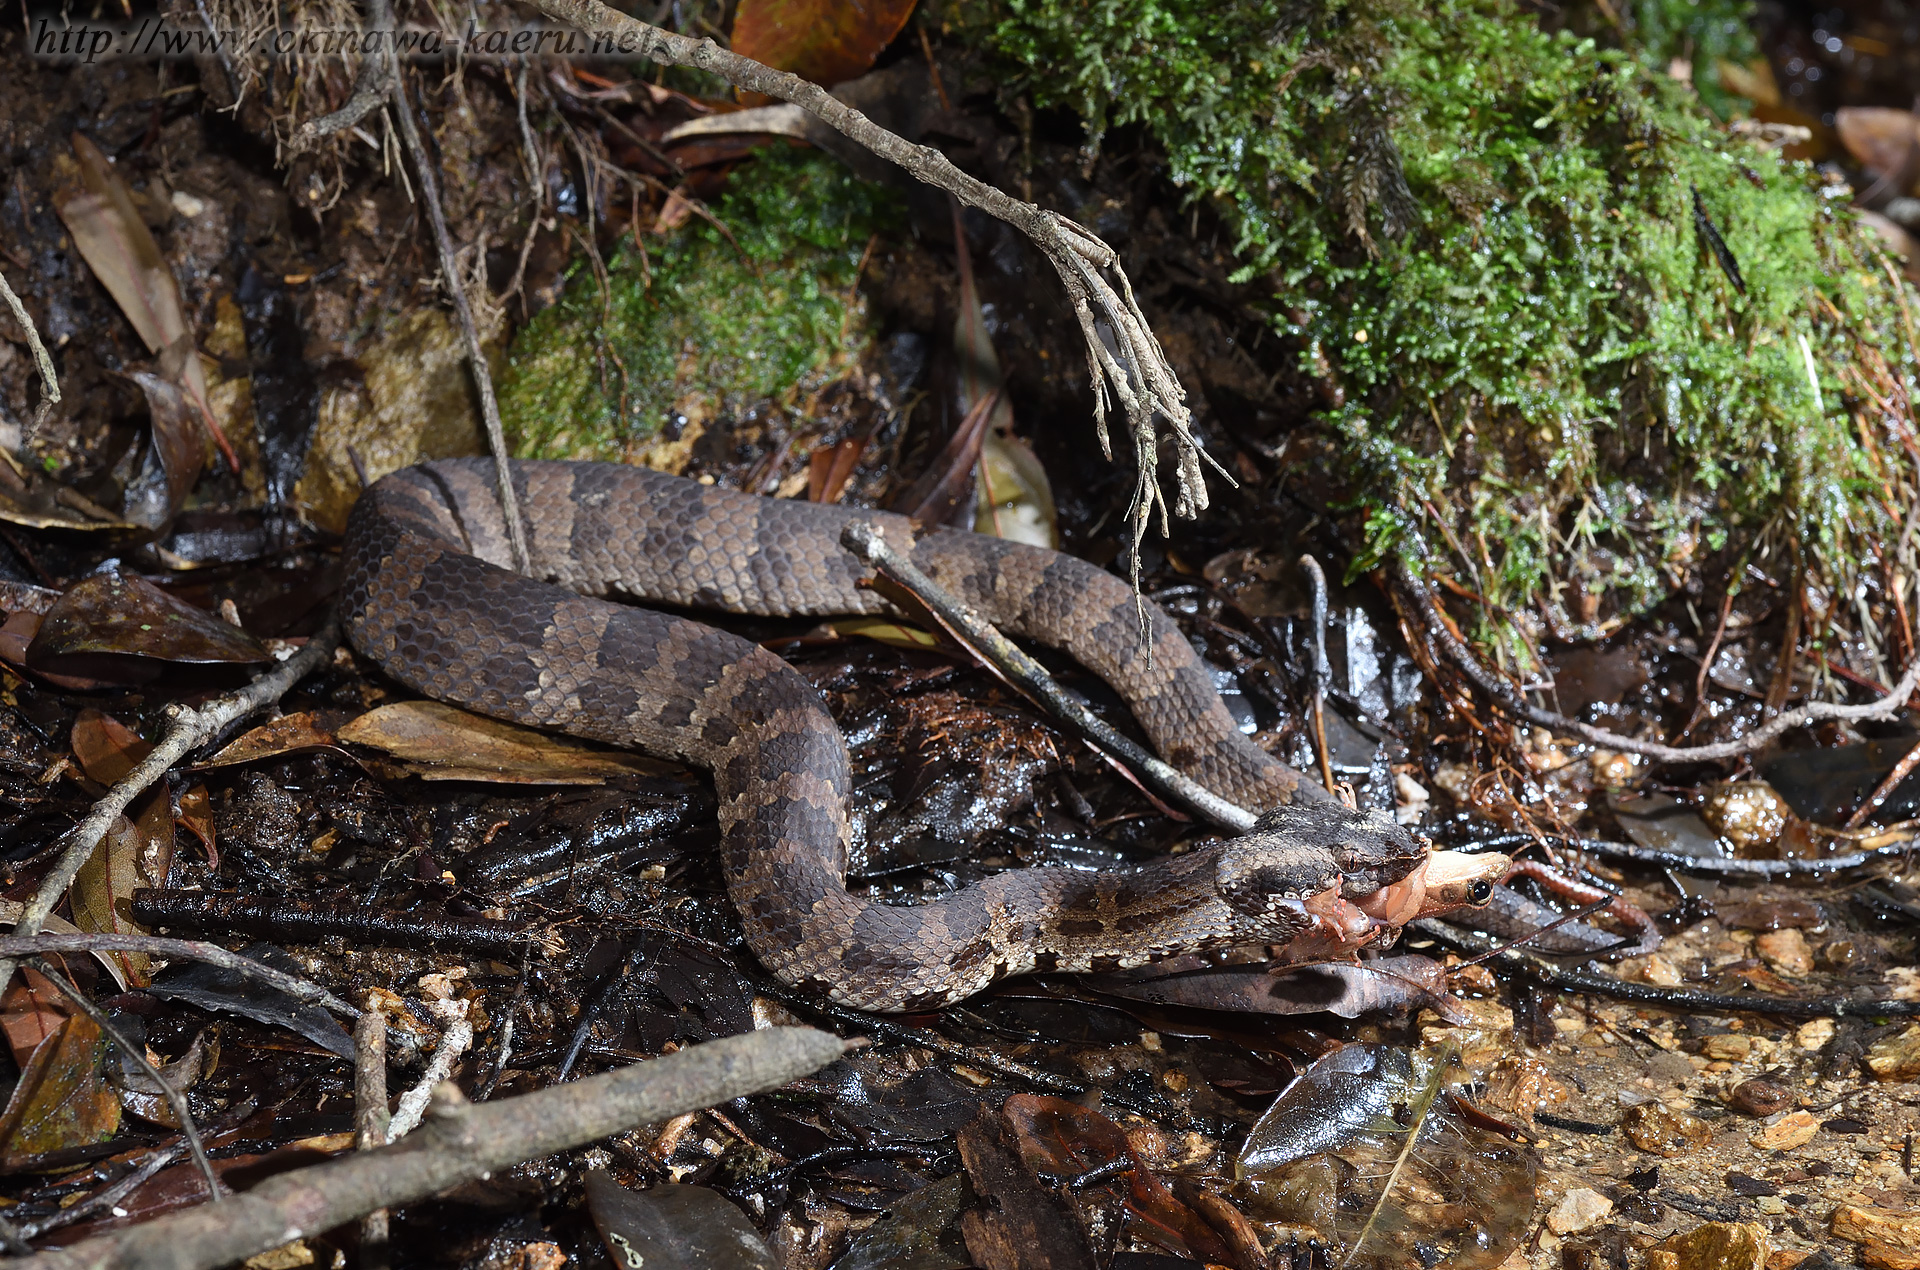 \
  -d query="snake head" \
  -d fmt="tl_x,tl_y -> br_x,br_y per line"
1214,798 -> 1412,939
1231,799 -> 1427,900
